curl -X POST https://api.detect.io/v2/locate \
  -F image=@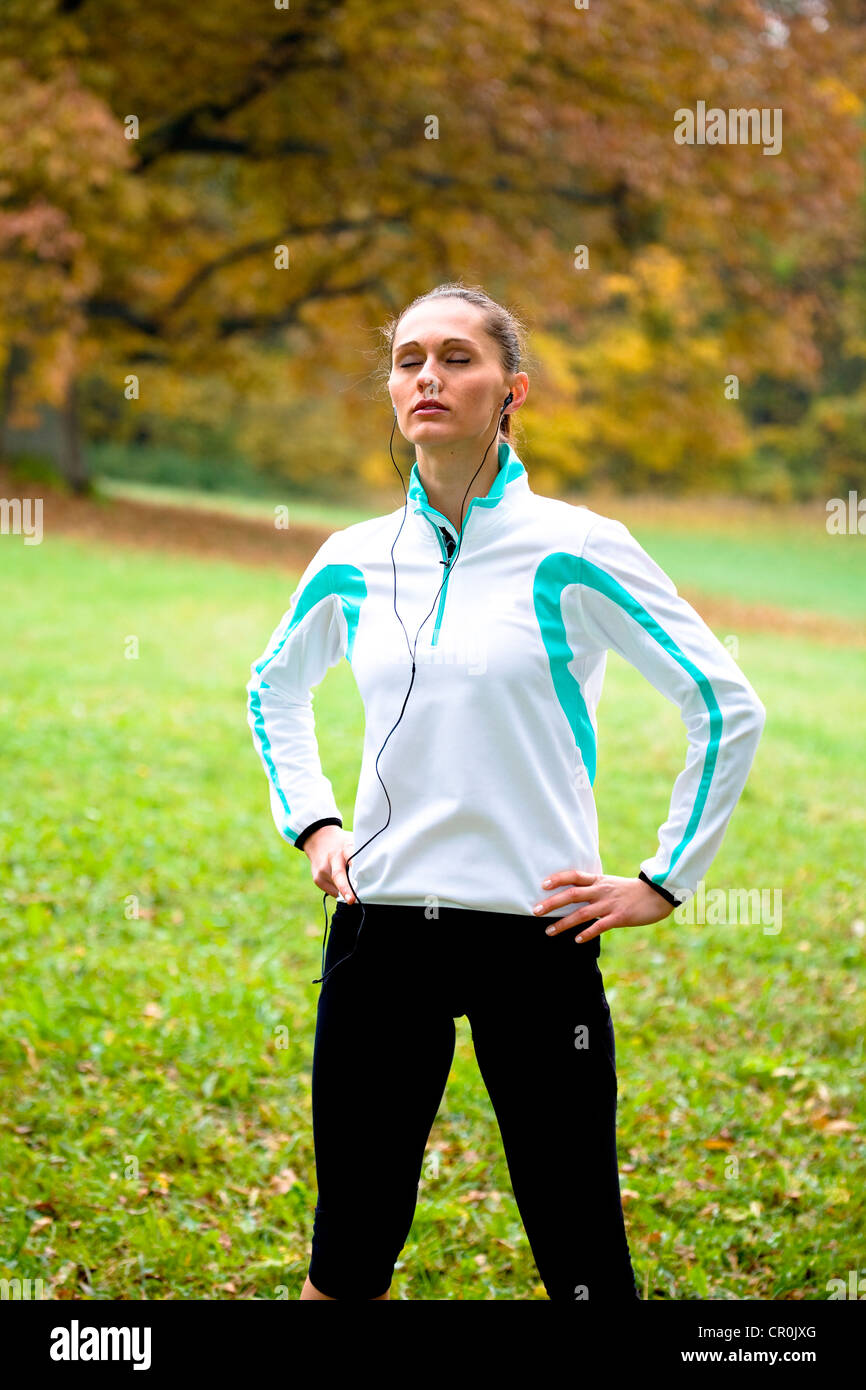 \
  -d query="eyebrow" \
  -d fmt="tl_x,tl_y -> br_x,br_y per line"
393,336 -> 477,354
